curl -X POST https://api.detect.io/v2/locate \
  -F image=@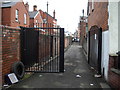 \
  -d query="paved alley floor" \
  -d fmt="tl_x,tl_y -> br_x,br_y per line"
7,43 -> 111,89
